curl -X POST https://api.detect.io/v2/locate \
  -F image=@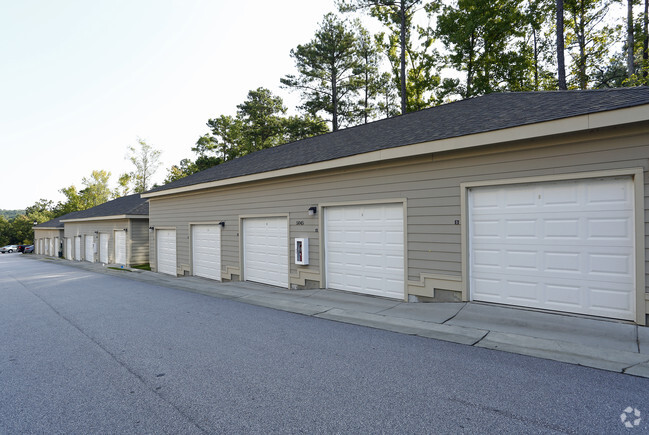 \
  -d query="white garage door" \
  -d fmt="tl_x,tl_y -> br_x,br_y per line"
114,230 -> 126,264
99,233 -> 109,263
85,235 -> 94,263
74,236 -> 81,261
54,237 -> 59,257
192,225 -> 221,281
157,229 -> 177,276
325,203 -> 404,299
66,238 -> 72,260
243,217 -> 288,288
469,177 -> 636,320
